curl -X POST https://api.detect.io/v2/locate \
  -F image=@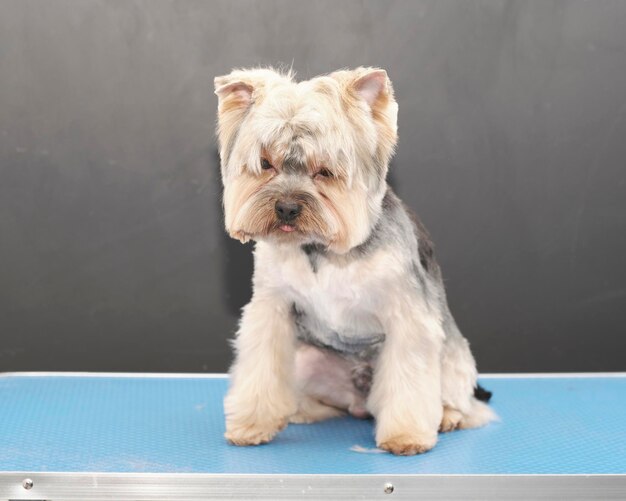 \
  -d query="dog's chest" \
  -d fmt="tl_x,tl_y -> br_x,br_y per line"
274,247 -> 388,358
